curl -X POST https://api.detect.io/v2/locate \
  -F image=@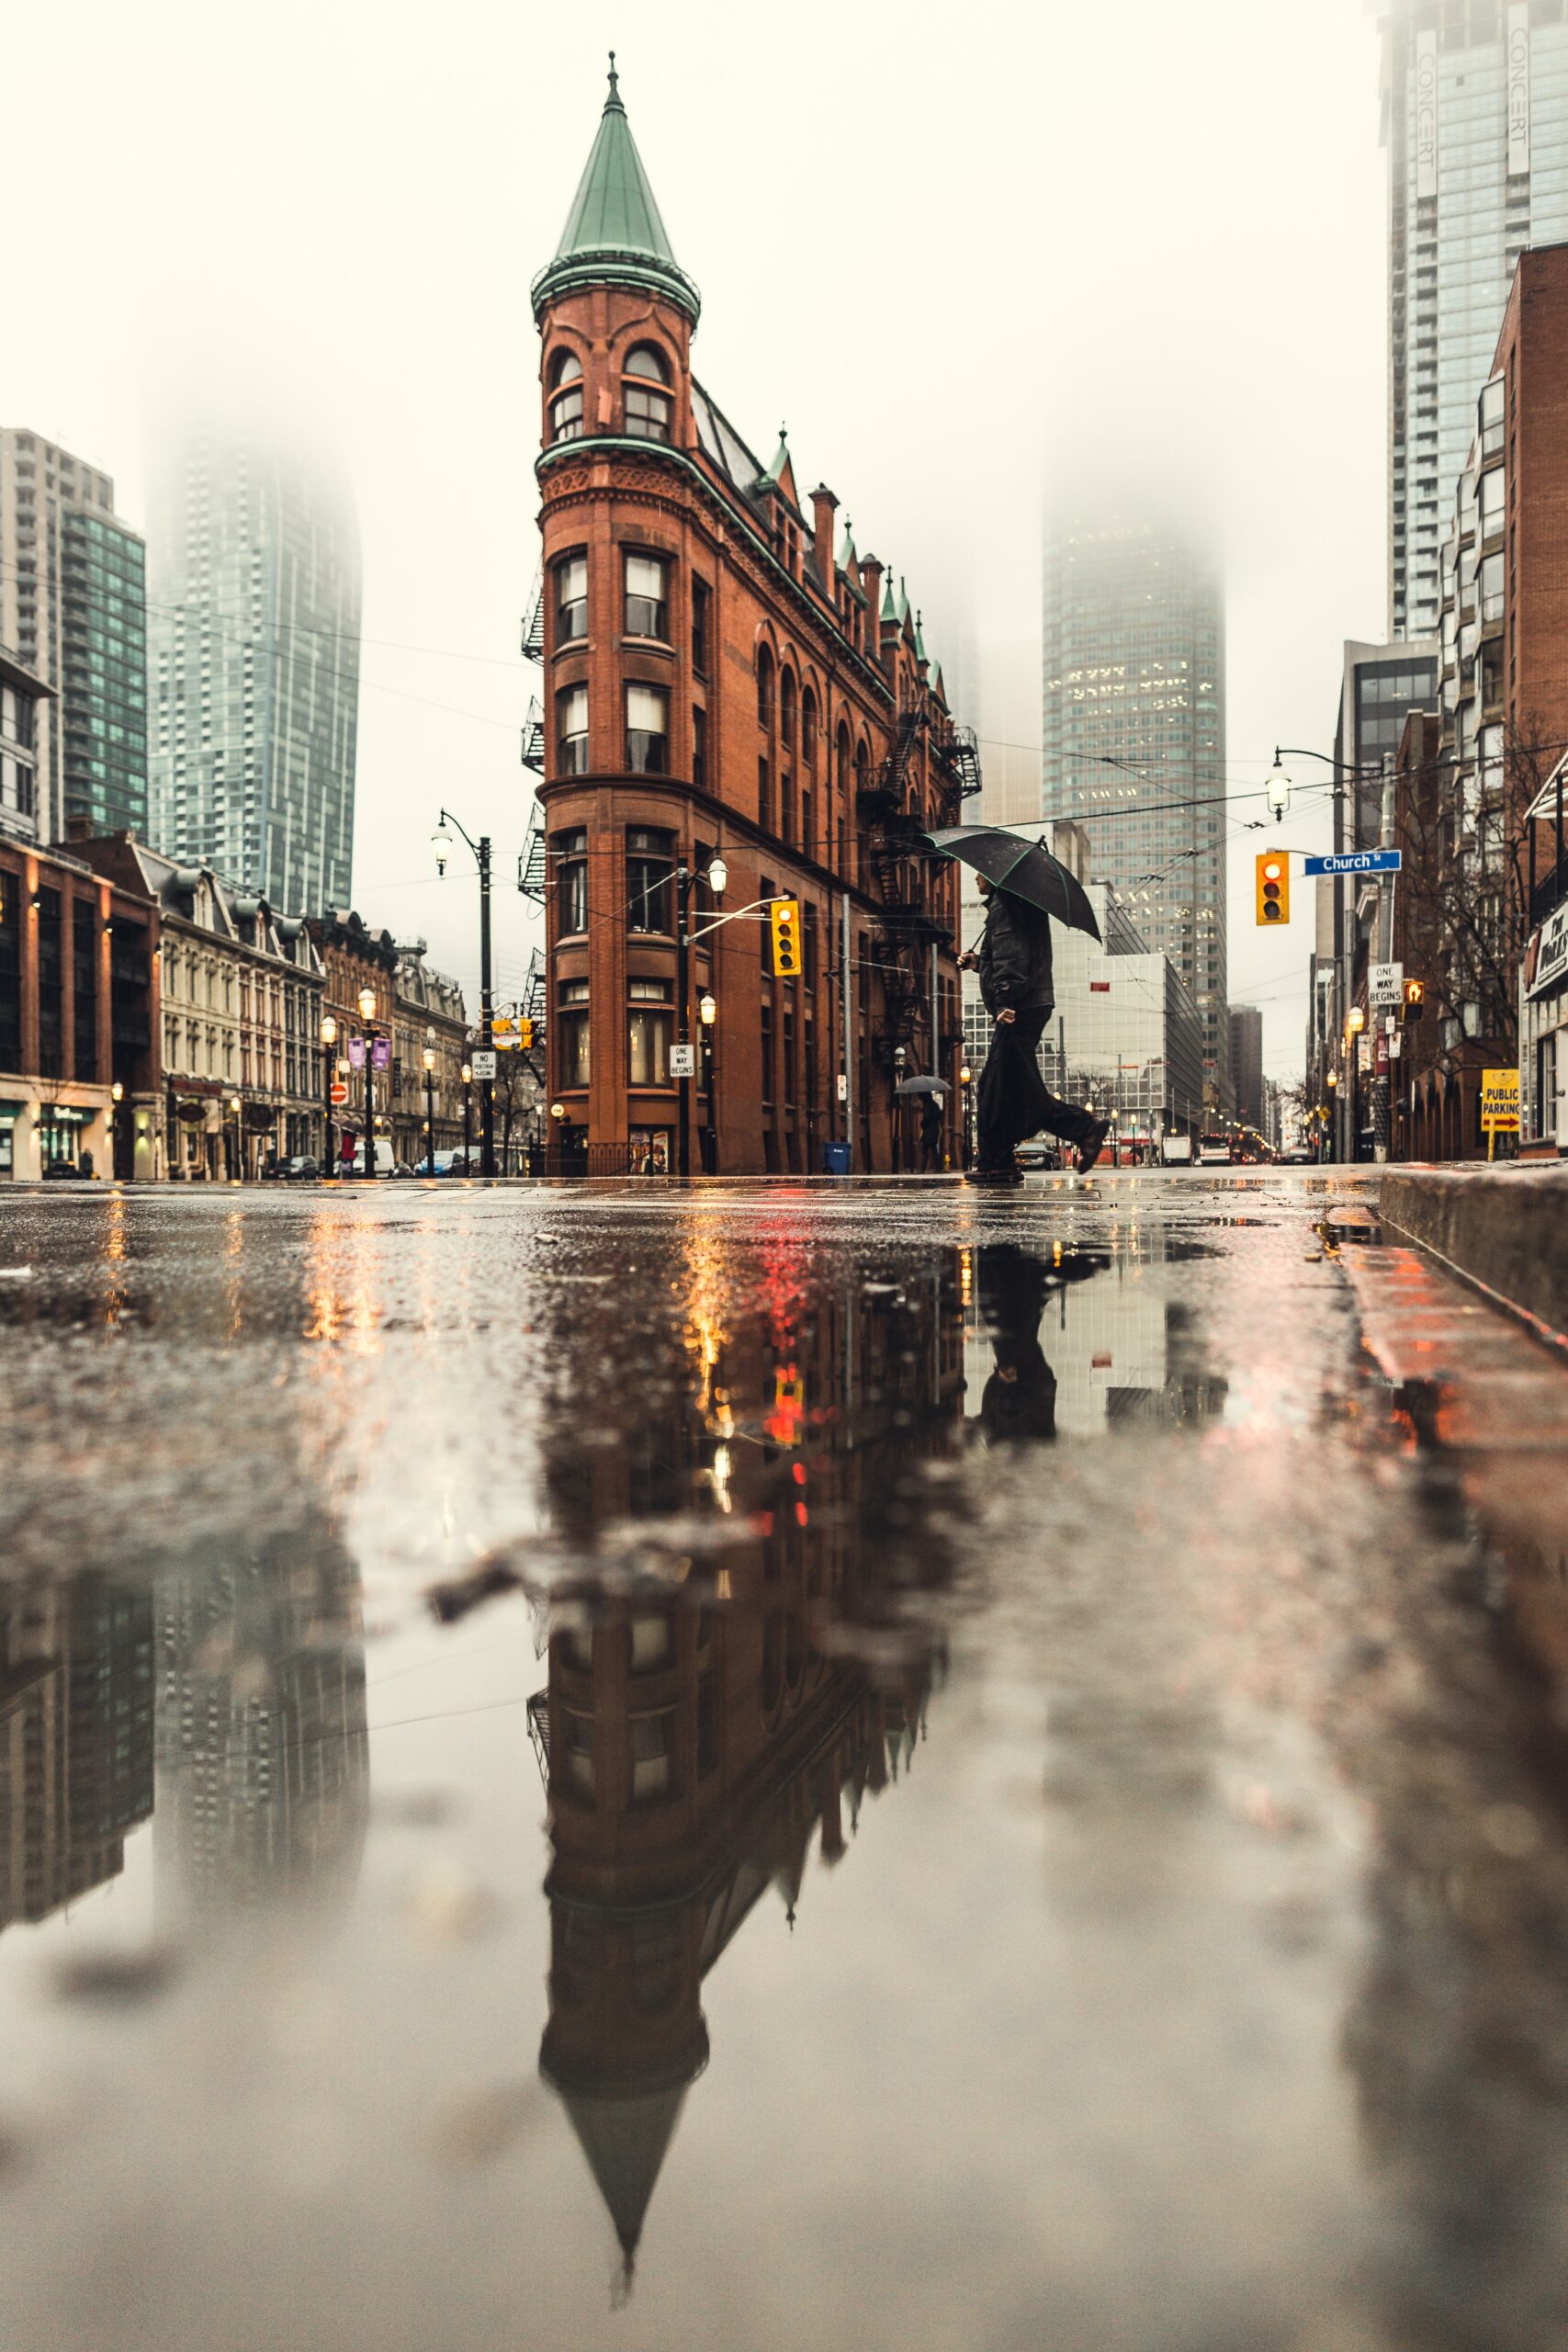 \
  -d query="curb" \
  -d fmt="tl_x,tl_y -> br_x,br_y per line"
1378,1167 -> 1568,1351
